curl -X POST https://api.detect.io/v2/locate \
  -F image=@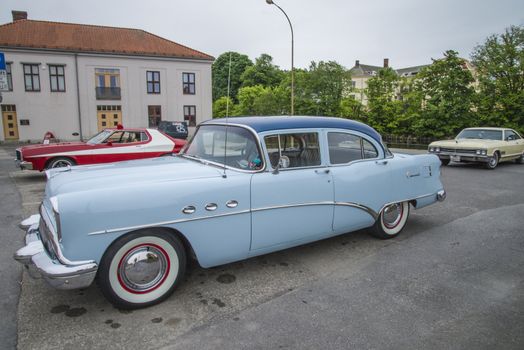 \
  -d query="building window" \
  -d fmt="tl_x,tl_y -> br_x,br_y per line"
49,65 -> 66,92
23,64 -> 40,91
183,105 -> 196,126
148,105 -> 161,127
147,71 -> 160,94
6,63 -> 13,91
95,68 -> 121,100
182,72 -> 195,94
